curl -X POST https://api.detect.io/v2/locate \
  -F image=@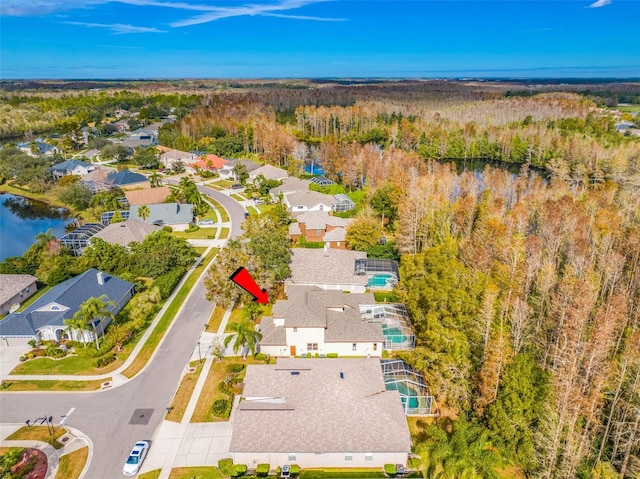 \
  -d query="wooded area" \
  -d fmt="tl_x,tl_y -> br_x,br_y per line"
2,79 -> 639,478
